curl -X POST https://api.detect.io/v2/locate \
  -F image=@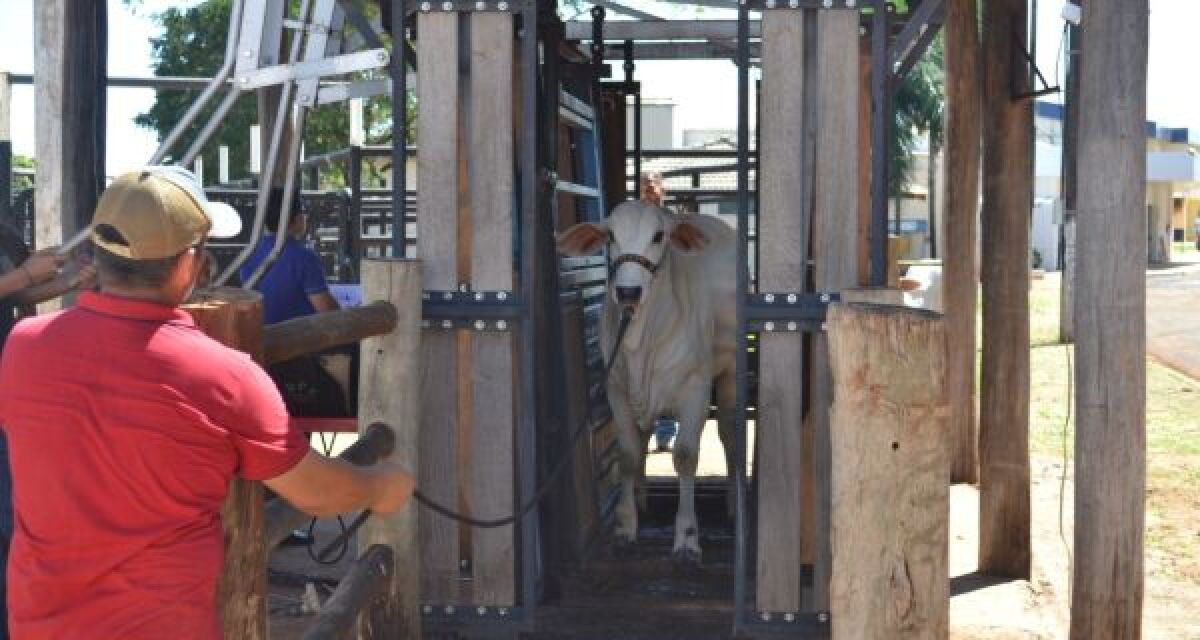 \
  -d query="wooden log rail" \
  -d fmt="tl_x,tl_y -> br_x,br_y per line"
262,301 -> 398,365
301,544 -> 395,640
264,422 -> 396,549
